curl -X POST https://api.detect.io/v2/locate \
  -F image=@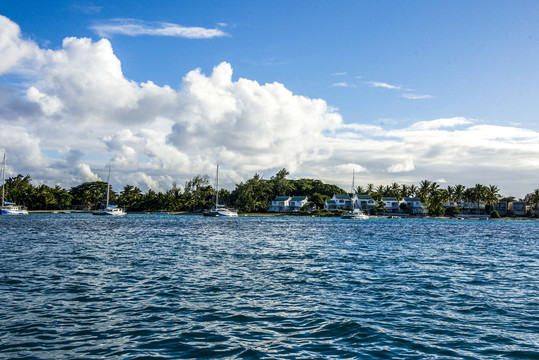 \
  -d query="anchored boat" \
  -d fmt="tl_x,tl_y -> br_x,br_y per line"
1,153 -> 28,215
203,165 -> 238,217
92,166 -> 126,216
341,169 -> 369,220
